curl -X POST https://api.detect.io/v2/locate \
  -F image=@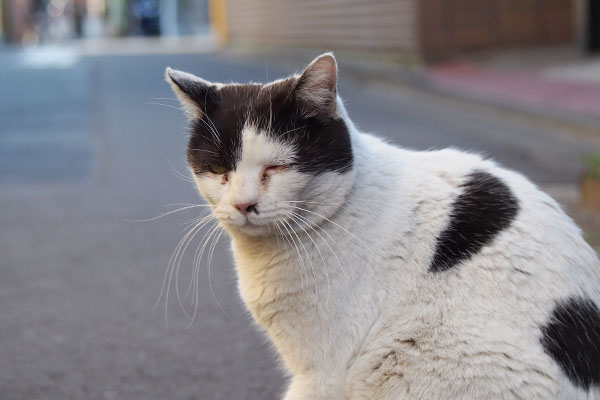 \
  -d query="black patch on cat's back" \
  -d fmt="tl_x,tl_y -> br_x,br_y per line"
541,297 -> 600,390
429,170 -> 519,273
